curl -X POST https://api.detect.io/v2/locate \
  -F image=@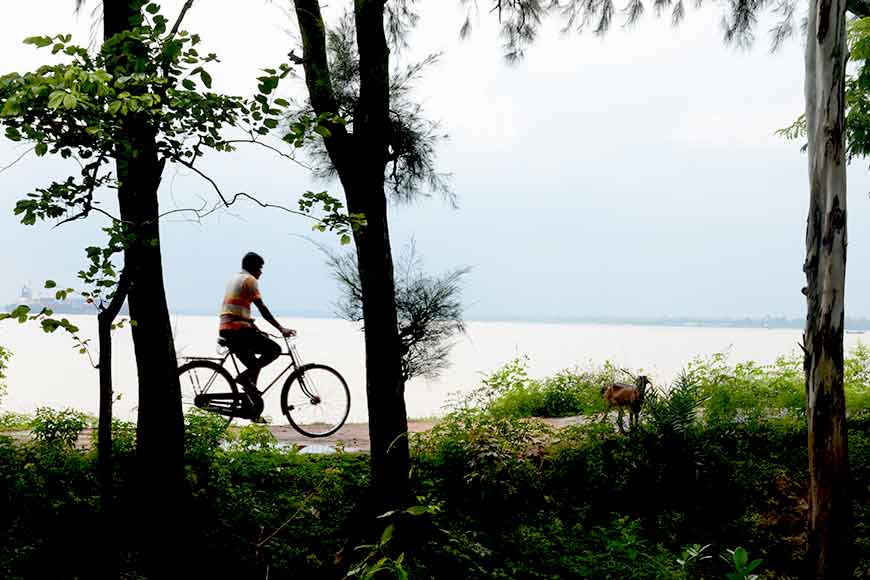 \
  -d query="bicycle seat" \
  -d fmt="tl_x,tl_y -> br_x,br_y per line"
217,337 -> 228,347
